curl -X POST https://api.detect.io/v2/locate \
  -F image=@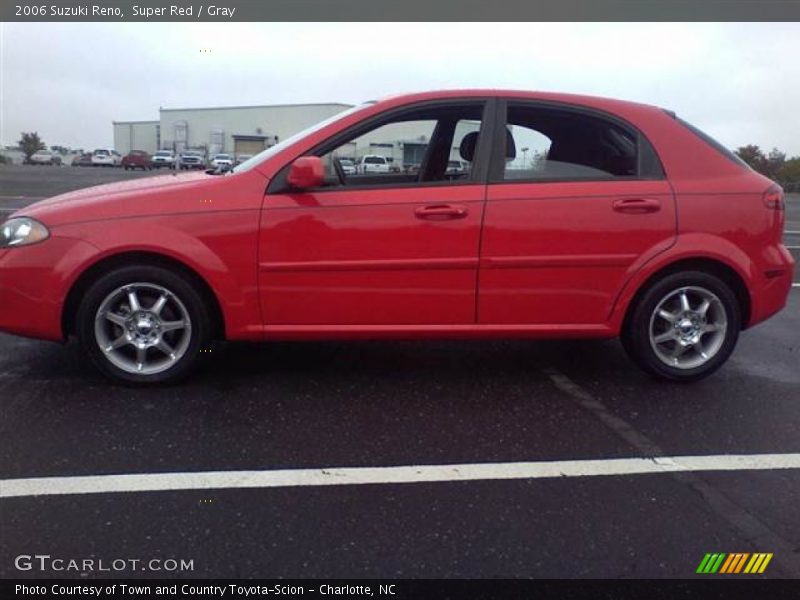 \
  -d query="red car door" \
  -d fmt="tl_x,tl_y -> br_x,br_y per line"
259,101 -> 493,327
478,100 -> 676,326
